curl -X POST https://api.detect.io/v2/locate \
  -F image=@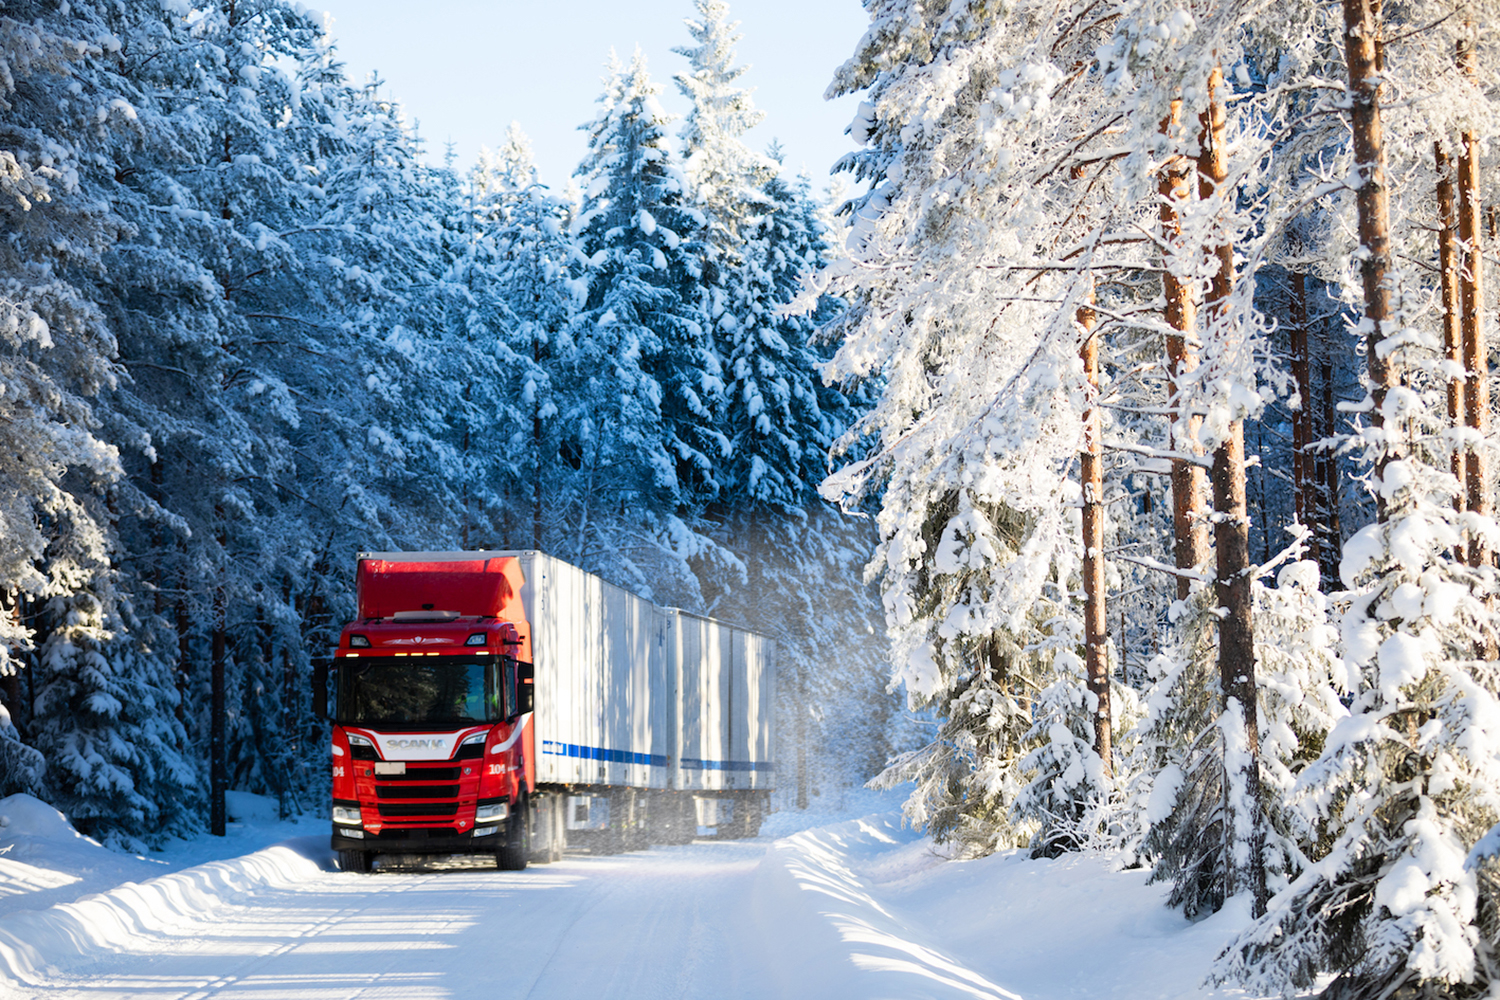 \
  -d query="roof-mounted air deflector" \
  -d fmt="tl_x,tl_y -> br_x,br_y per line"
390,610 -> 461,622
356,555 -> 526,621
